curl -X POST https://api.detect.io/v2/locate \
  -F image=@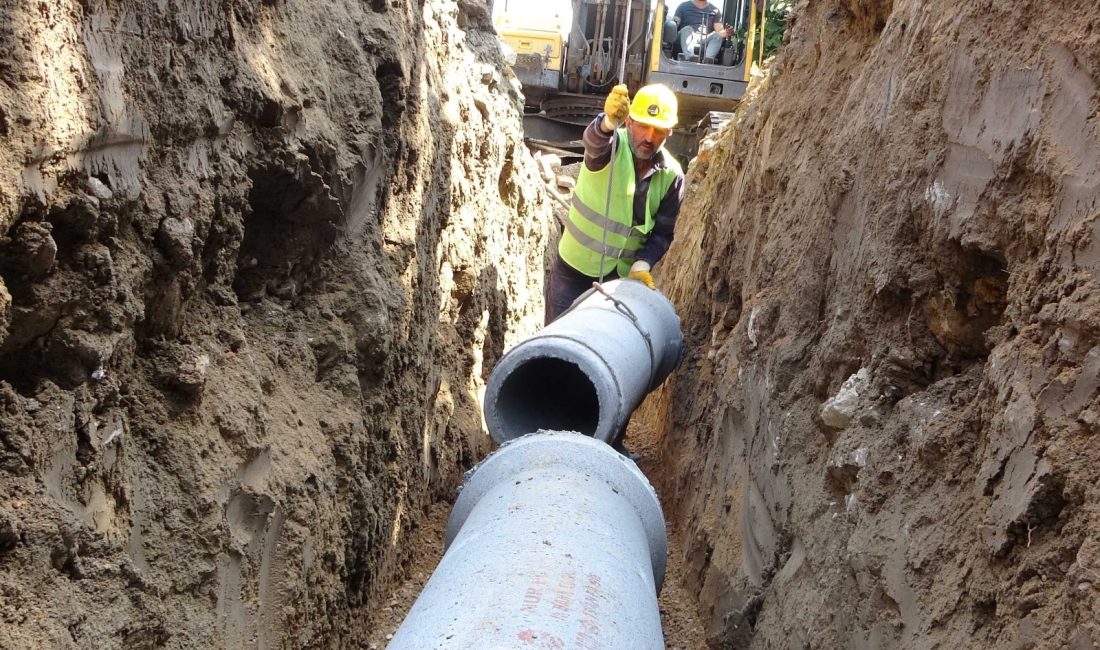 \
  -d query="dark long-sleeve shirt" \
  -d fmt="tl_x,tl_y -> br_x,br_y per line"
581,115 -> 685,267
